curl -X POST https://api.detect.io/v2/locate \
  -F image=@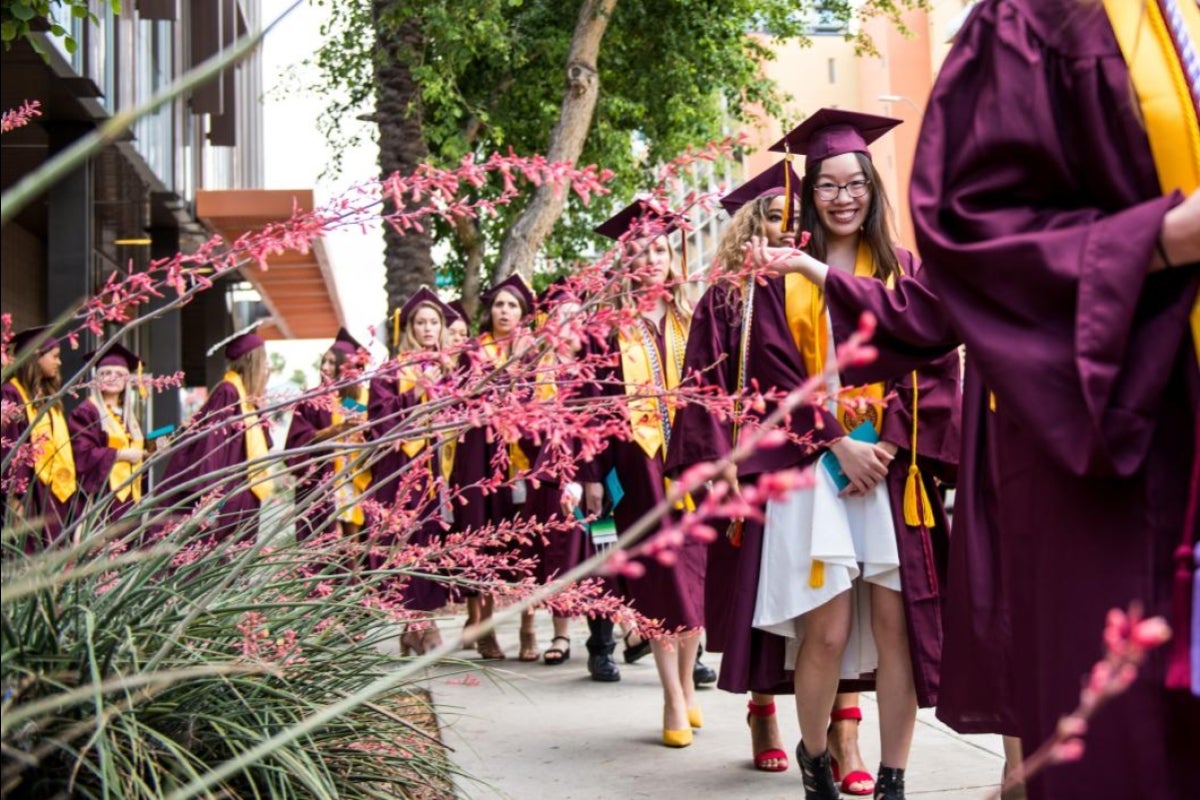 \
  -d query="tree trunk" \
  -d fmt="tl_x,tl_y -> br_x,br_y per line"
493,0 -> 618,281
373,5 -> 435,336
453,77 -> 513,319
